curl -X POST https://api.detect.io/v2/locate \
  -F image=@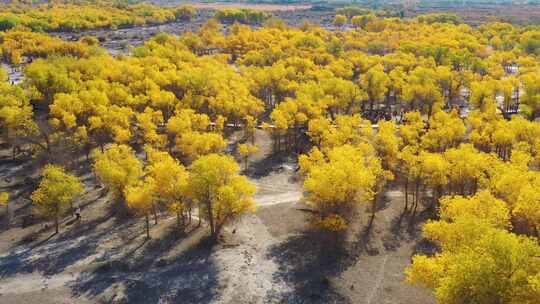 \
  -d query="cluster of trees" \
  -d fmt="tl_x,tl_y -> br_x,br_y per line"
0,8 -> 538,301
0,2 -> 195,32
406,191 -> 540,303
416,13 -> 463,25
297,107 -> 540,228
333,12 -> 379,28
335,6 -> 403,19
0,30 -> 100,64
12,32 -> 263,161
0,28 -> 263,238
333,6 -> 408,28
214,8 -> 270,25
94,145 -> 256,238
